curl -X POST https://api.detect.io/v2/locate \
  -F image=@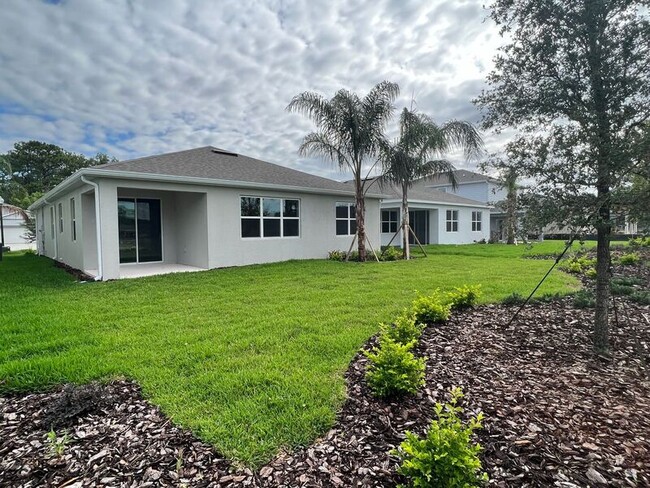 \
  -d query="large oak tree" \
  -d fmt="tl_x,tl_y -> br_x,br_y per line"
476,0 -> 650,353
